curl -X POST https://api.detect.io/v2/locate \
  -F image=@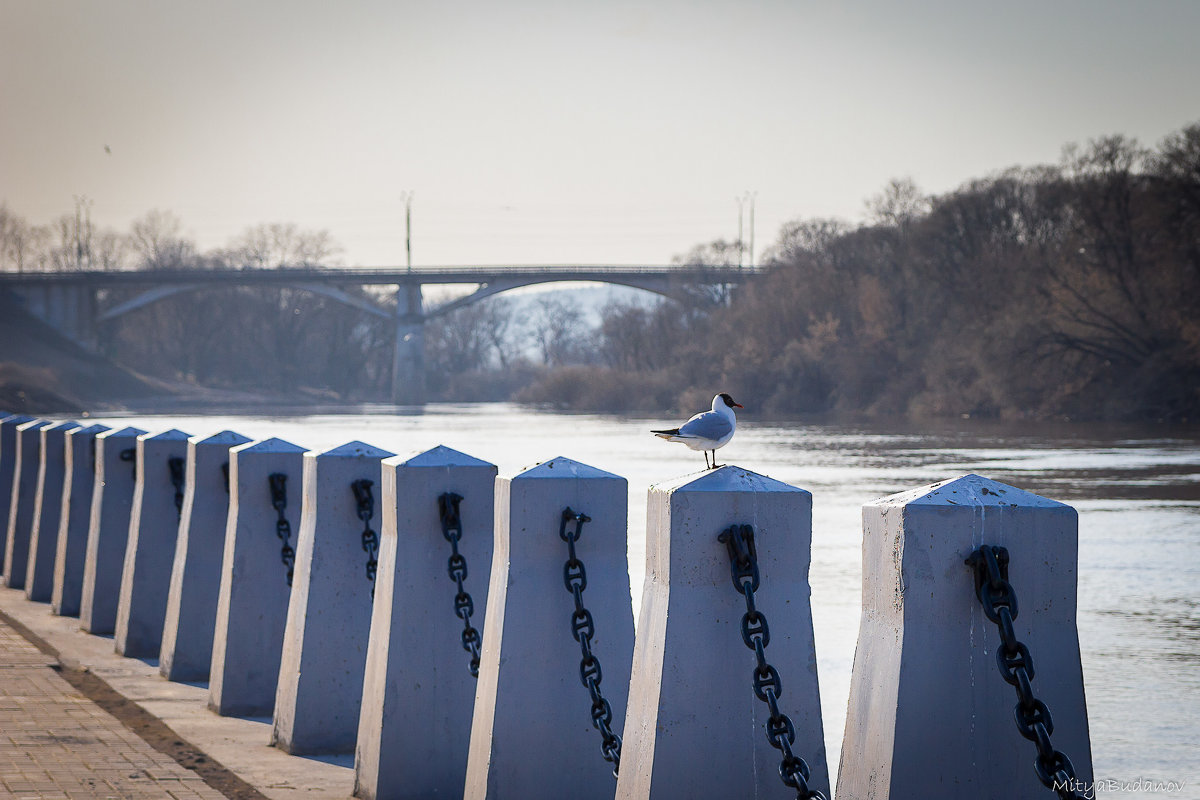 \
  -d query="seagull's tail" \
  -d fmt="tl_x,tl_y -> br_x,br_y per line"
652,428 -> 682,441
